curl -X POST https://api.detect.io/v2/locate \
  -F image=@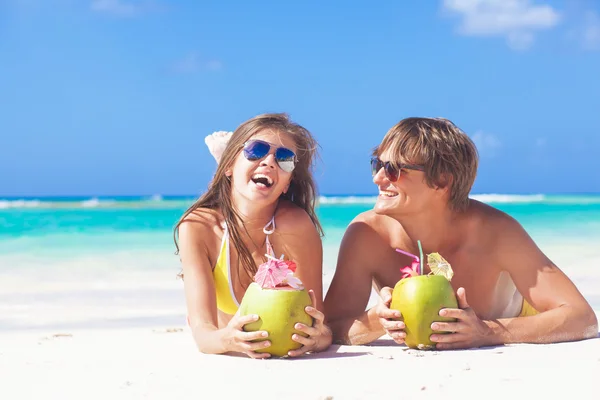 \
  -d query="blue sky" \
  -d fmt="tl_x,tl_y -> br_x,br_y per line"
1,0 -> 599,197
